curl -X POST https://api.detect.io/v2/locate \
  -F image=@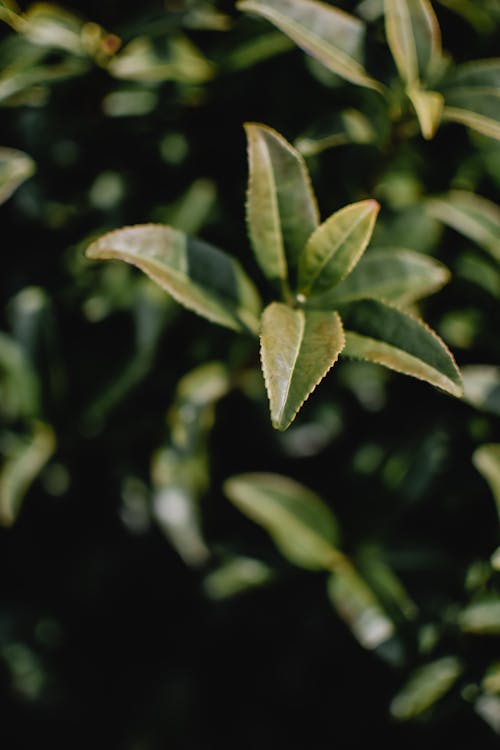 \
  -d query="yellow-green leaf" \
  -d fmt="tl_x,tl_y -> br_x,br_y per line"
440,58 -> 500,142
298,199 -> 379,297
473,443 -> 500,521
309,247 -> 450,307
426,190 -> 500,262
223,472 -> 341,570
384,0 -> 442,85
340,298 -> 463,397
390,656 -> 463,720
327,566 -> 395,649
407,87 -> 444,139
0,146 -> 35,205
86,224 -> 262,335
245,122 -> 319,287
260,302 -> 345,430
238,0 -> 383,92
